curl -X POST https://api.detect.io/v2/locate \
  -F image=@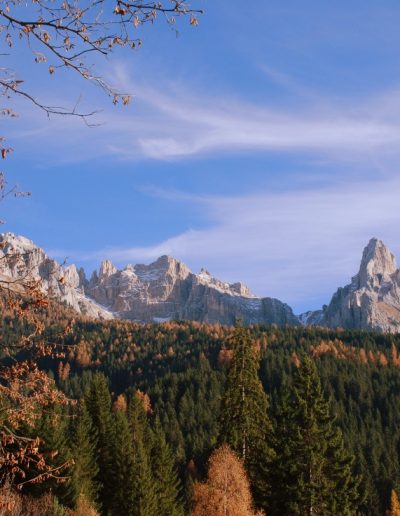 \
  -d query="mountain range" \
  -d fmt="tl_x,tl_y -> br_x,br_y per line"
1,232 -> 400,333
